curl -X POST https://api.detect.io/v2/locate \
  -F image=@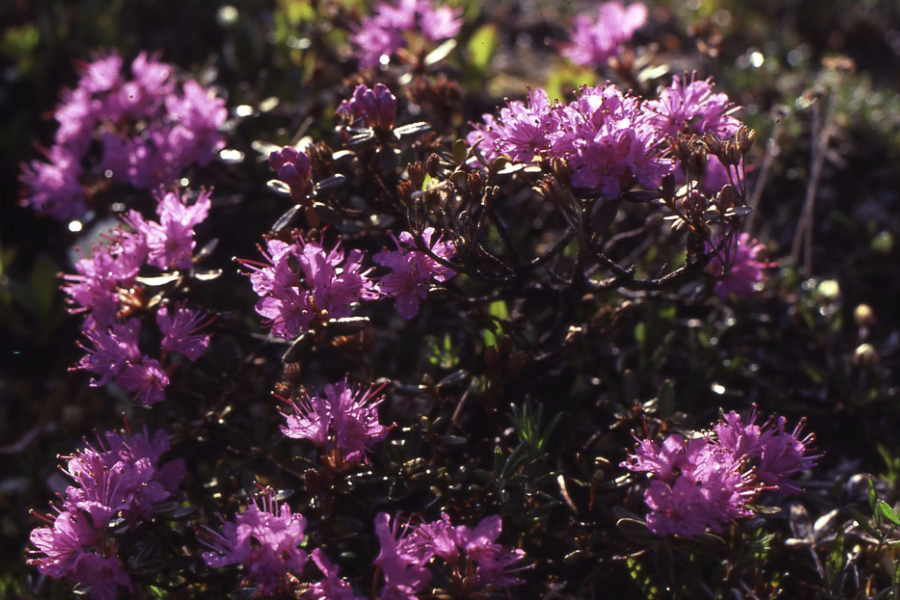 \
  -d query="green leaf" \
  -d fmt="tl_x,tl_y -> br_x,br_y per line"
848,507 -> 877,539
466,24 -> 499,73
876,499 -> 900,527
483,299 -> 508,347
869,477 -> 878,514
